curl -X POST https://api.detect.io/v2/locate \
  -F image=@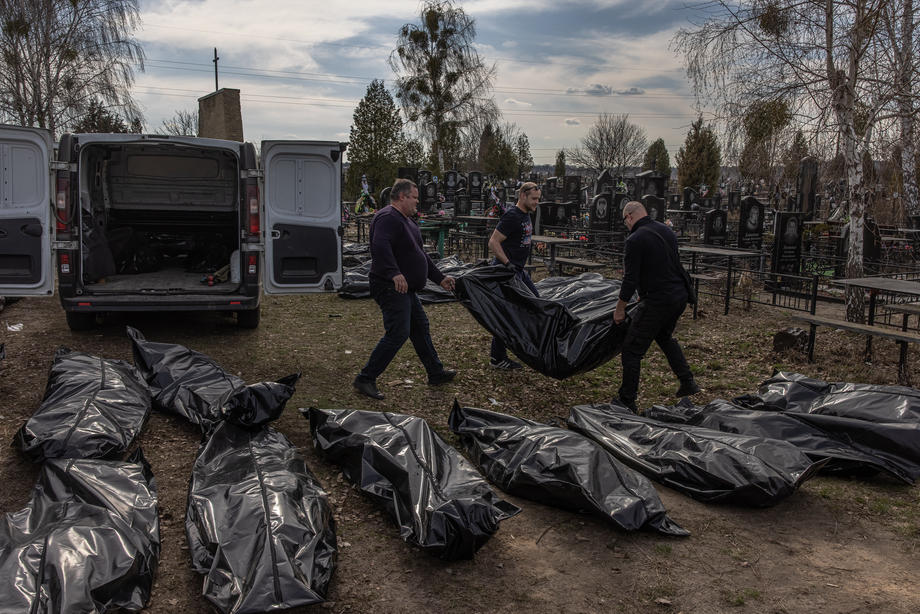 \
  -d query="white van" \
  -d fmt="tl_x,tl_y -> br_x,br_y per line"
0,126 -> 344,329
